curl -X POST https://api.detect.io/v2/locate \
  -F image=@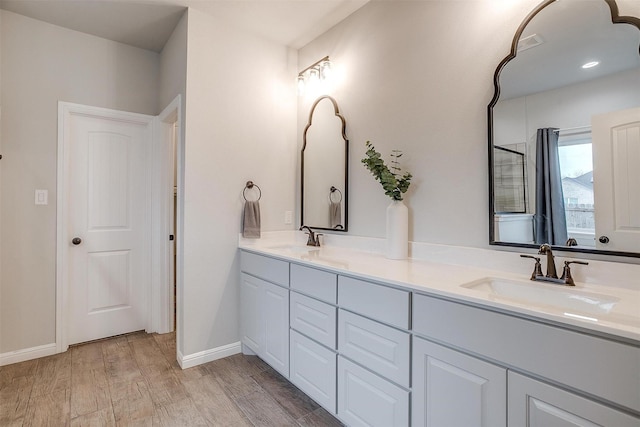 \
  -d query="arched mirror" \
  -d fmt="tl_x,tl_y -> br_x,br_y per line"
301,96 -> 349,231
489,0 -> 640,257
